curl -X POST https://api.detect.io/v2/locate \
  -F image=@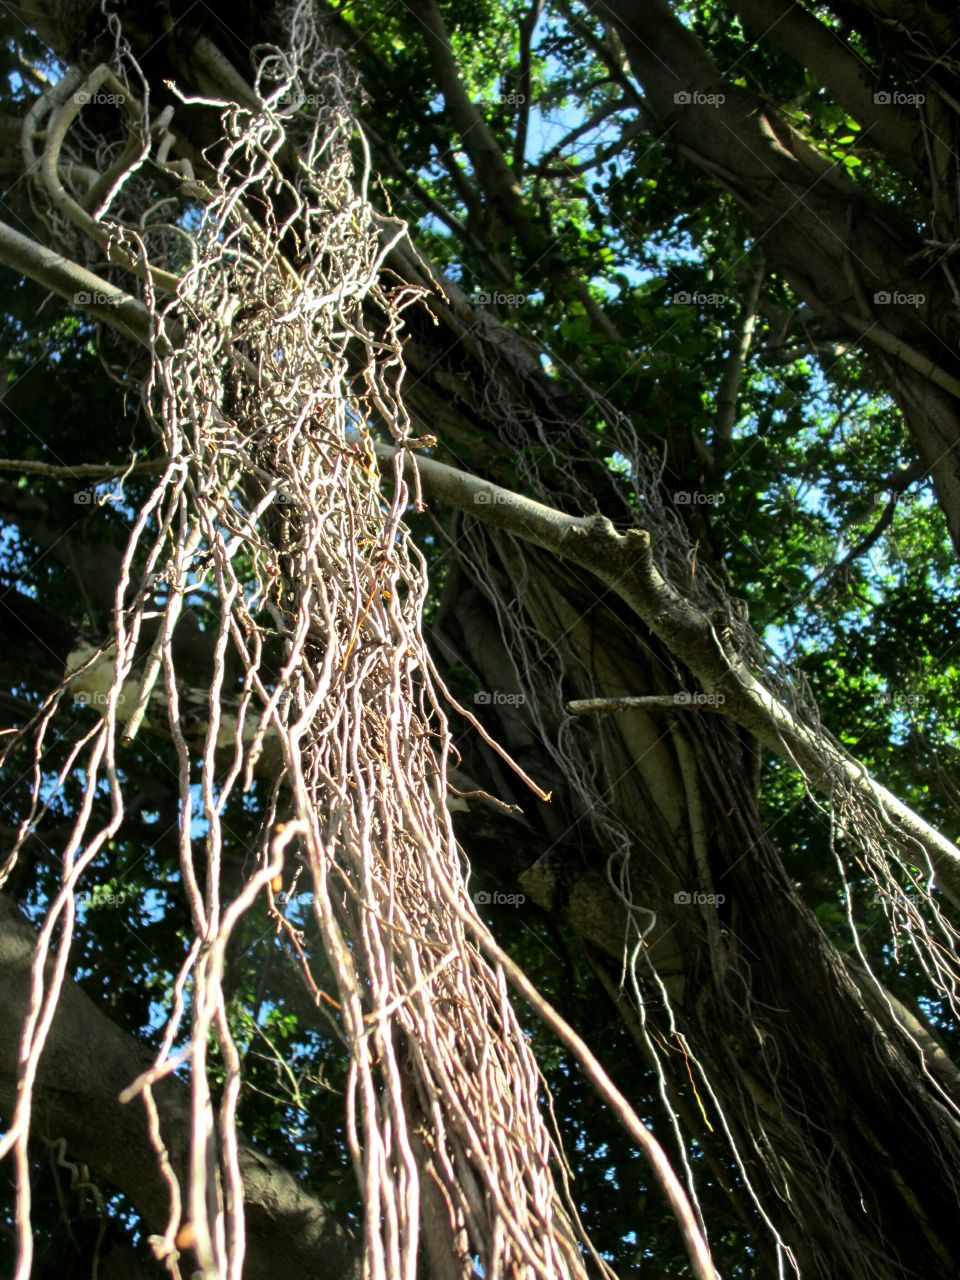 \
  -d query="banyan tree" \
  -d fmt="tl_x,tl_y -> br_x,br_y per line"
0,2 -> 958,1278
